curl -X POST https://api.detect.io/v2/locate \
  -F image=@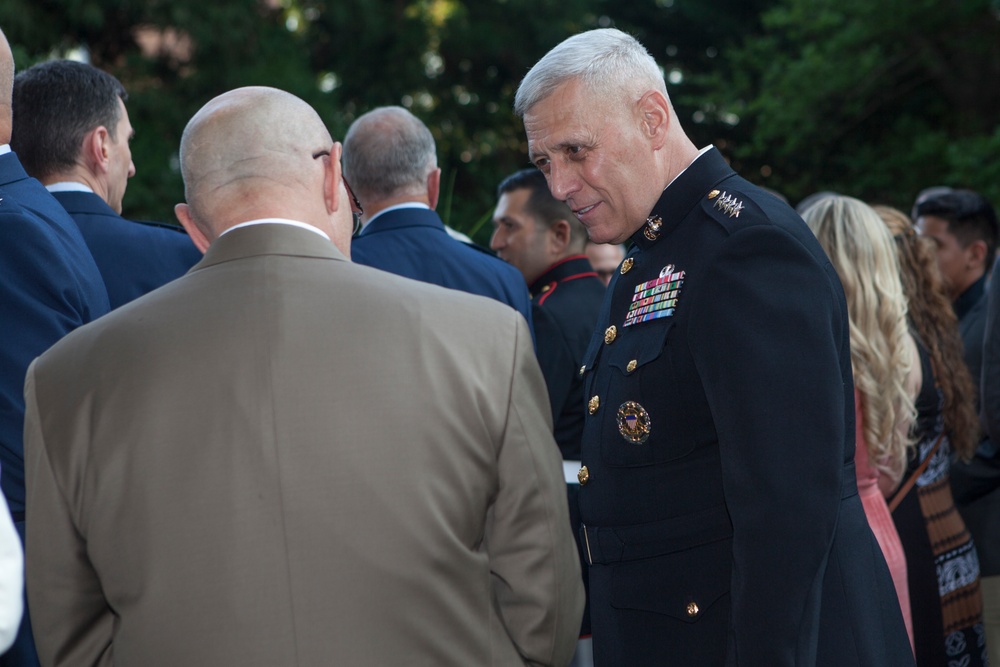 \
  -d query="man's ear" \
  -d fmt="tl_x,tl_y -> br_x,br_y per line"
174,203 -> 210,254
637,90 -> 671,148
324,142 -> 344,215
83,126 -> 111,174
427,167 -> 442,210
549,219 -> 572,254
967,238 -> 989,271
